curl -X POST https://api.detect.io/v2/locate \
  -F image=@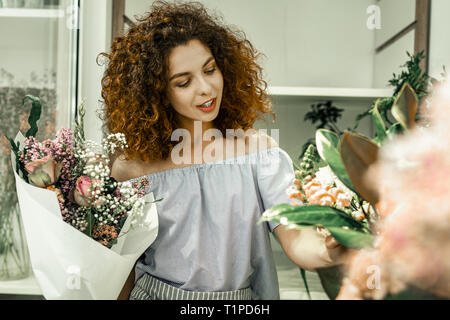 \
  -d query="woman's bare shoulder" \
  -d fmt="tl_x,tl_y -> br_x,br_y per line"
111,155 -> 150,182
246,129 -> 279,153
111,154 -> 171,182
